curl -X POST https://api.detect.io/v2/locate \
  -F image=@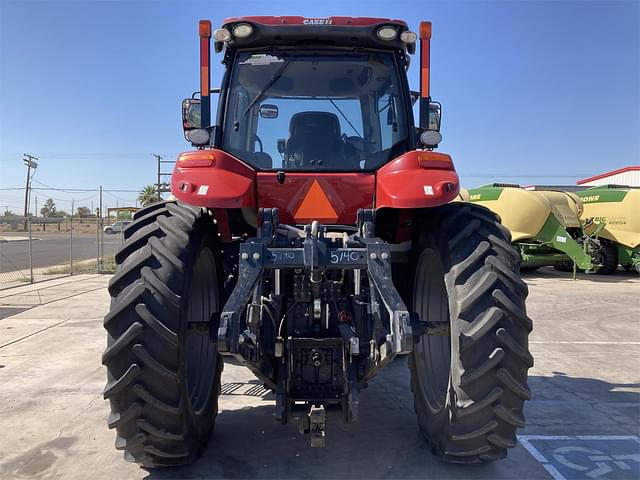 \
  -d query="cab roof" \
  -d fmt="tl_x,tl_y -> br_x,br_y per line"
216,16 -> 414,54
222,16 -> 408,27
